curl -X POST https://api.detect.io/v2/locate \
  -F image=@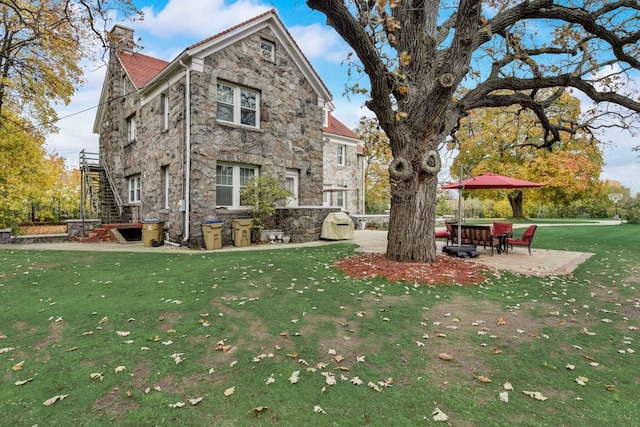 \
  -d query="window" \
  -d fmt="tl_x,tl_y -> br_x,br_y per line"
260,39 -> 275,62
126,115 -> 136,142
285,169 -> 299,207
128,175 -> 141,203
161,166 -> 169,209
216,82 -> 259,127
216,163 -> 257,208
161,94 -> 169,130
337,144 -> 345,166
335,191 -> 345,209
